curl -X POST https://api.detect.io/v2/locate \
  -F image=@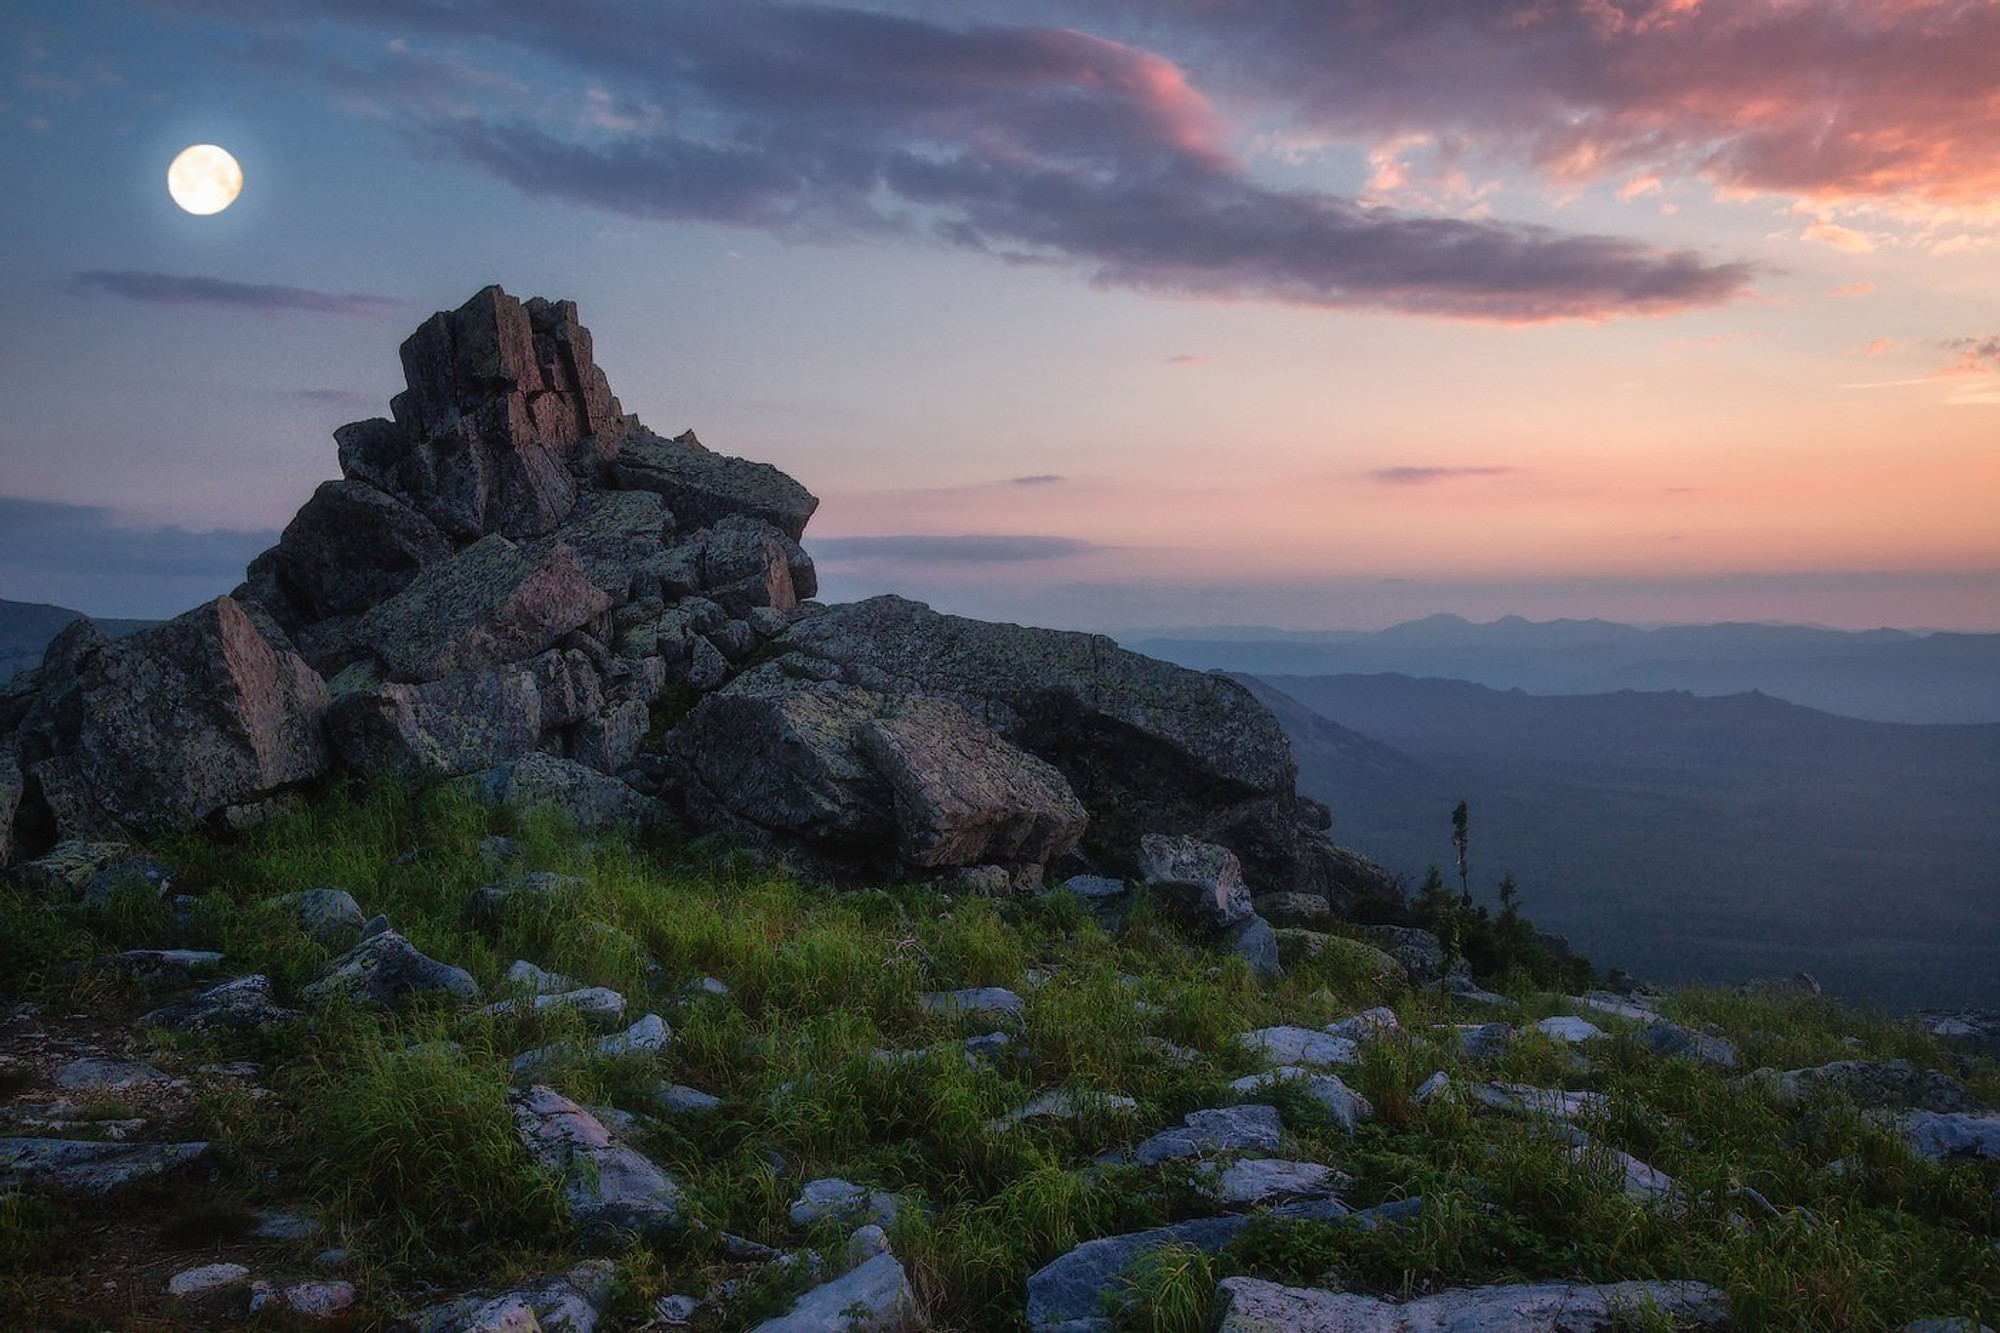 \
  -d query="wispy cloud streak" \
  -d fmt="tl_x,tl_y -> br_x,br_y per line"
69,270 -> 412,318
